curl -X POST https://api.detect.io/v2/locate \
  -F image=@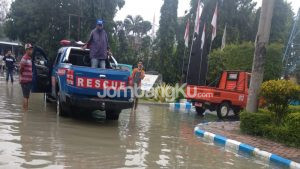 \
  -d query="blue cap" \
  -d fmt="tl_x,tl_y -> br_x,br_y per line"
96,19 -> 103,25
